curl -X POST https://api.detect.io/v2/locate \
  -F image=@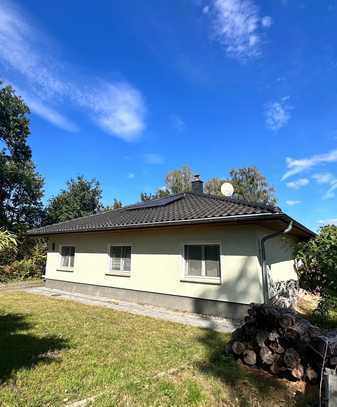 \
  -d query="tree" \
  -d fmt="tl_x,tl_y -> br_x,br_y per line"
204,177 -> 225,196
45,176 -> 103,224
140,189 -> 170,202
165,165 -> 193,194
0,83 -> 44,233
229,166 -> 276,206
104,199 -> 123,210
295,225 -> 337,314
